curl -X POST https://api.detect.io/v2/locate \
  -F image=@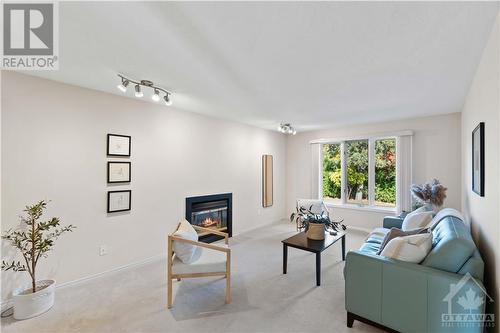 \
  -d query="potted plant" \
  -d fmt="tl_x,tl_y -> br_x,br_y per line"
290,205 -> 346,240
1,200 -> 75,320
410,179 -> 448,212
